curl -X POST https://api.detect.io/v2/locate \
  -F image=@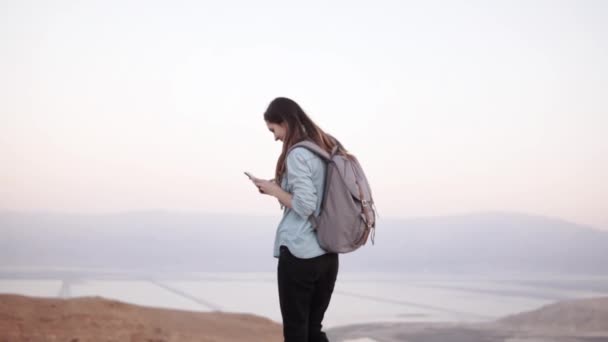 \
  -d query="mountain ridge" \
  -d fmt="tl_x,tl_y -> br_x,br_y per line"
2,210 -> 607,274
